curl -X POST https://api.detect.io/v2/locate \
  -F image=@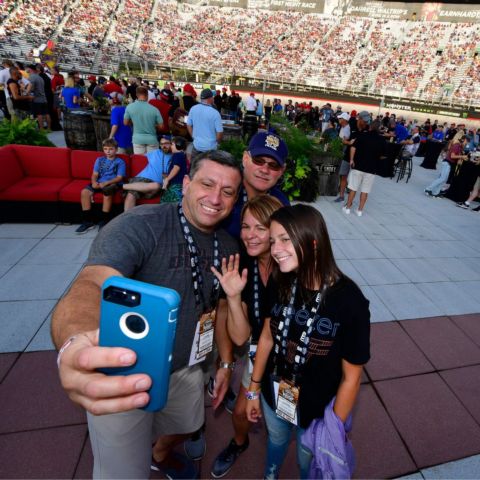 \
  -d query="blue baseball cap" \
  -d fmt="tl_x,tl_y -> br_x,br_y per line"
248,132 -> 288,166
